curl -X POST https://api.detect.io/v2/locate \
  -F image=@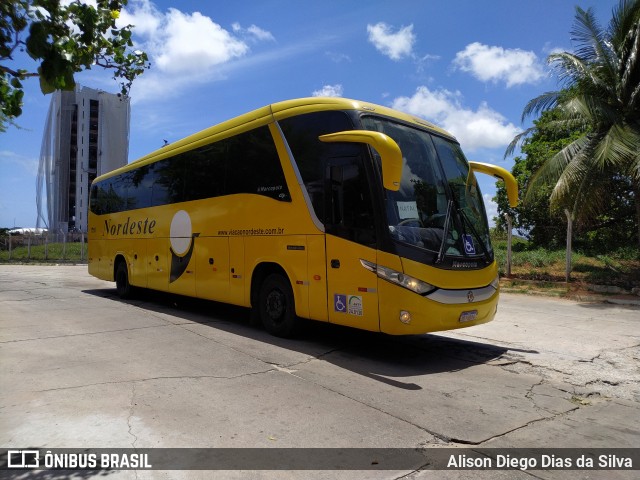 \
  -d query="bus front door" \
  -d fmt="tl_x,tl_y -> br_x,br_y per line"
326,234 -> 379,331
324,156 -> 380,331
